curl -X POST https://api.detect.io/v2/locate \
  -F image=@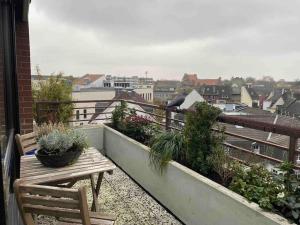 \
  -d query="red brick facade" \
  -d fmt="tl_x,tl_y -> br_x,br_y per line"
16,21 -> 33,134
